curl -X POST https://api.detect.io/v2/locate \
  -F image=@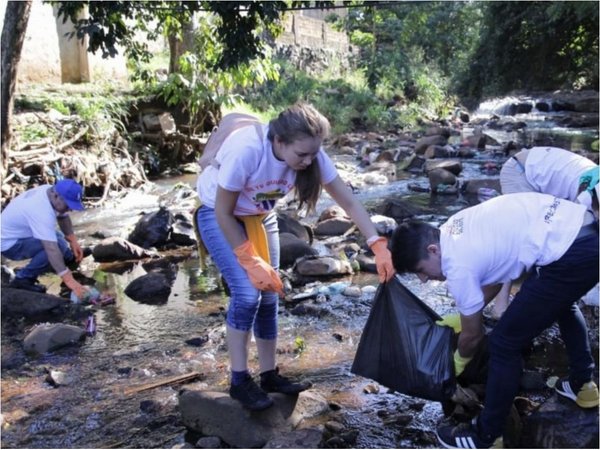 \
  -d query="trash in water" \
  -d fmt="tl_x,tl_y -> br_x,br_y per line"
70,287 -> 101,304
71,288 -> 116,307
85,315 -> 96,336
